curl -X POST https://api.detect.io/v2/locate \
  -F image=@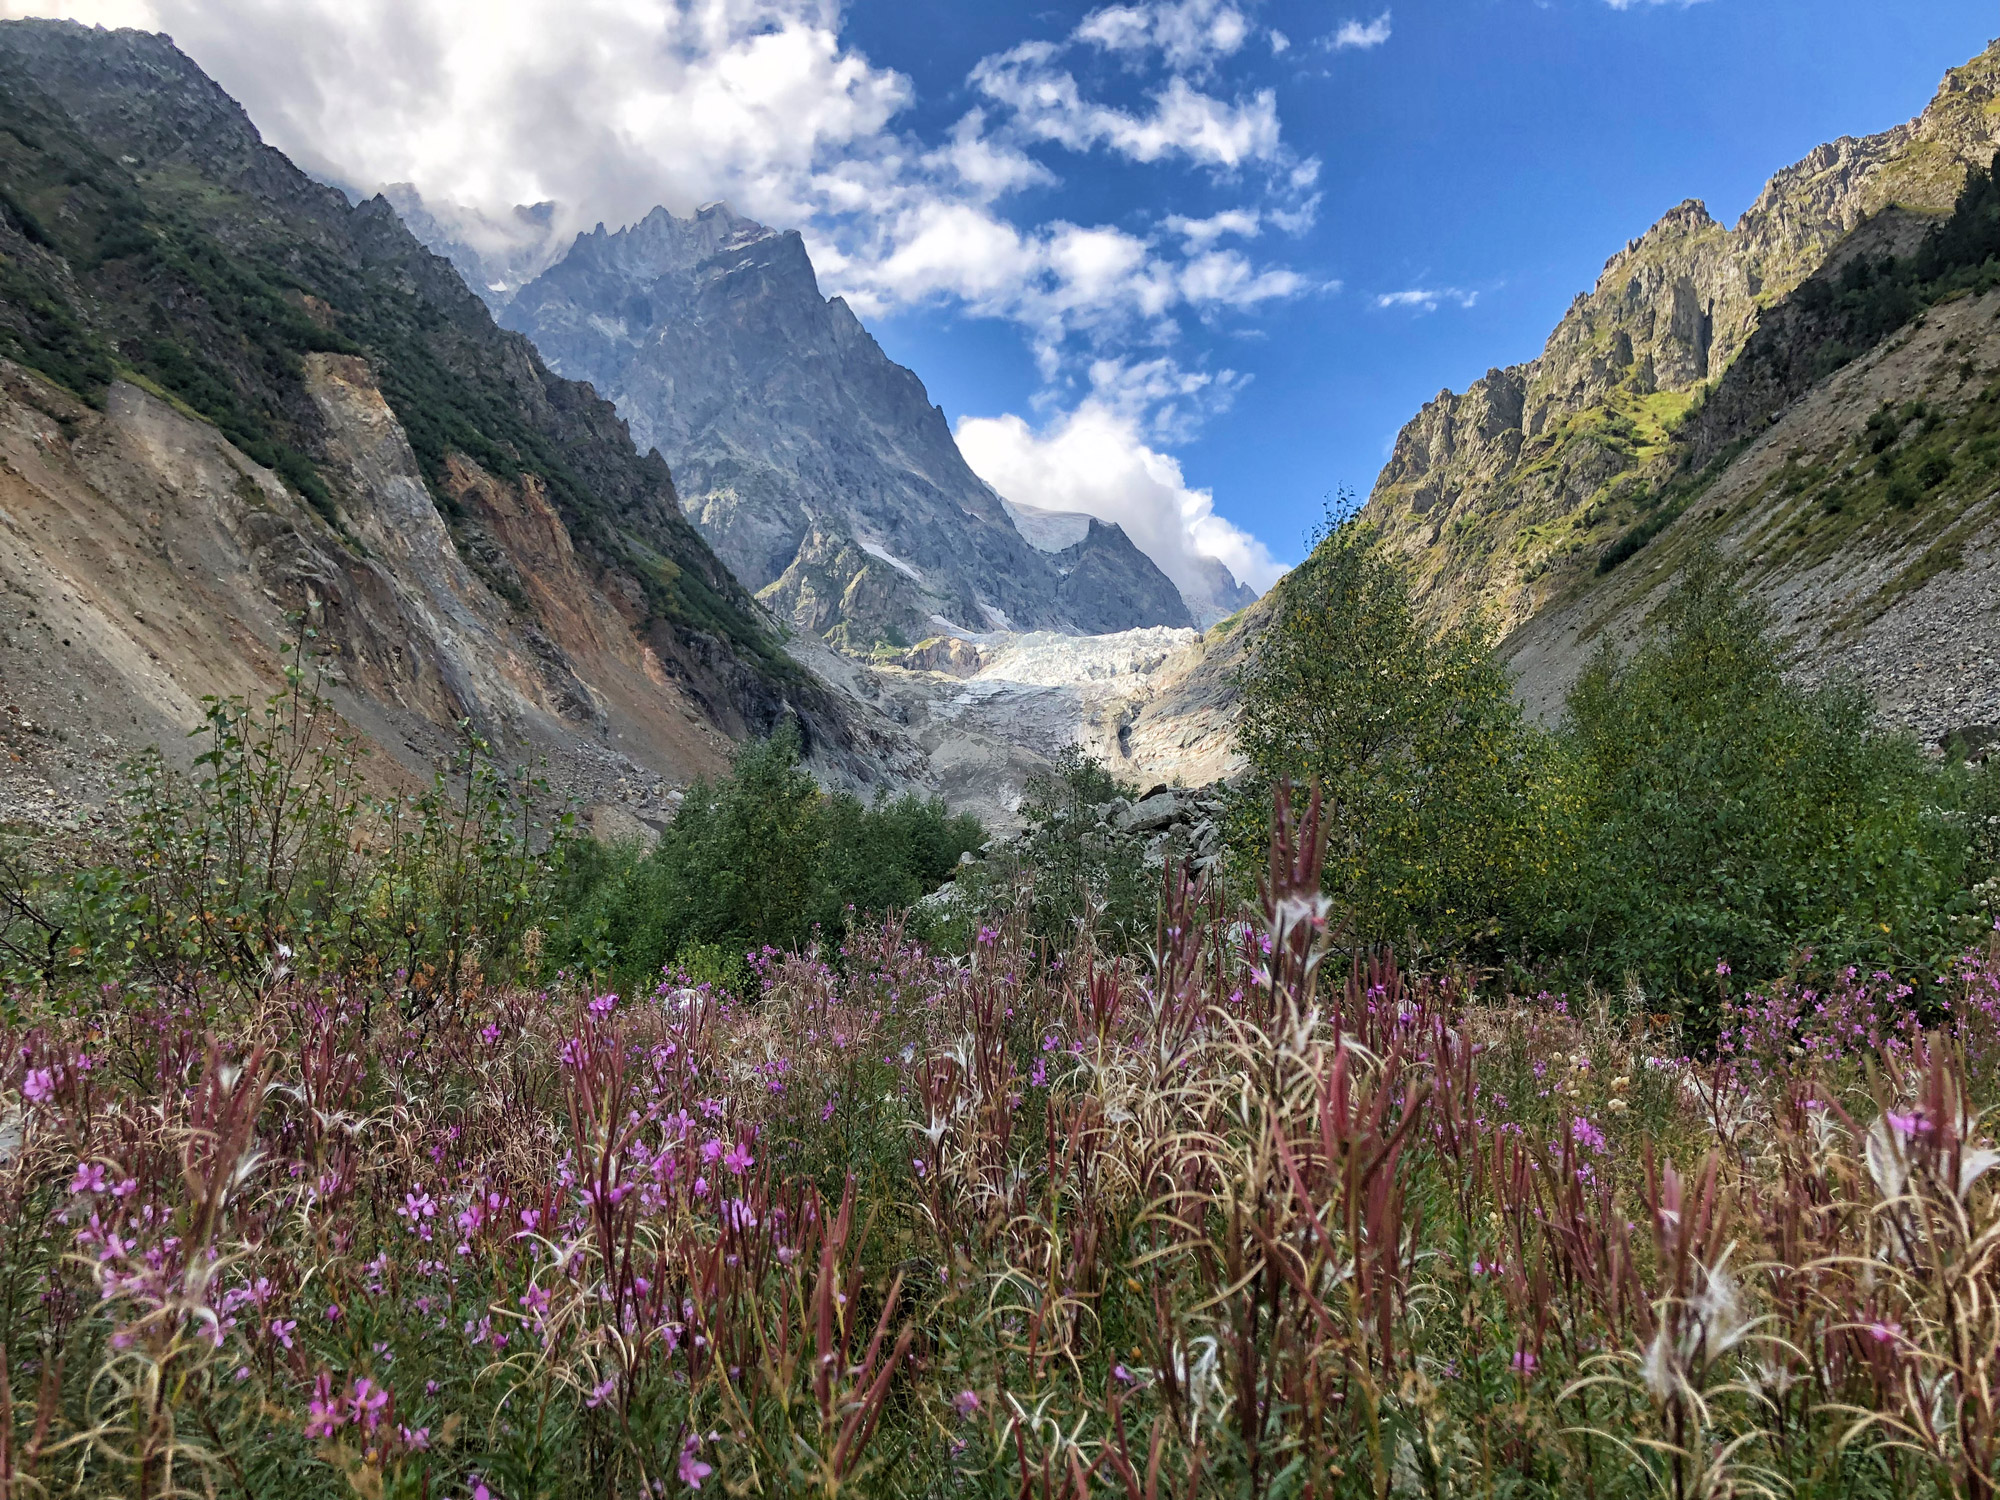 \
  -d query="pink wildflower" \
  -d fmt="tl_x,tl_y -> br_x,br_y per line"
678,1437 -> 712,1489
304,1372 -> 345,1438
348,1376 -> 390,1430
